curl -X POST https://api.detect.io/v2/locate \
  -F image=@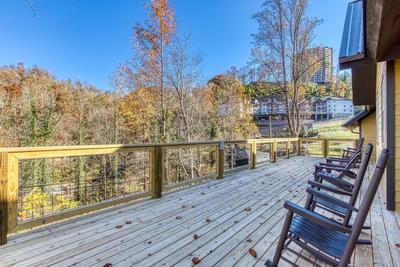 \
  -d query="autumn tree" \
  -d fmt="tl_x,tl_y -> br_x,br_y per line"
252,0 -> 321,136
116,0 -> 176,142
207,74 -> 258,140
